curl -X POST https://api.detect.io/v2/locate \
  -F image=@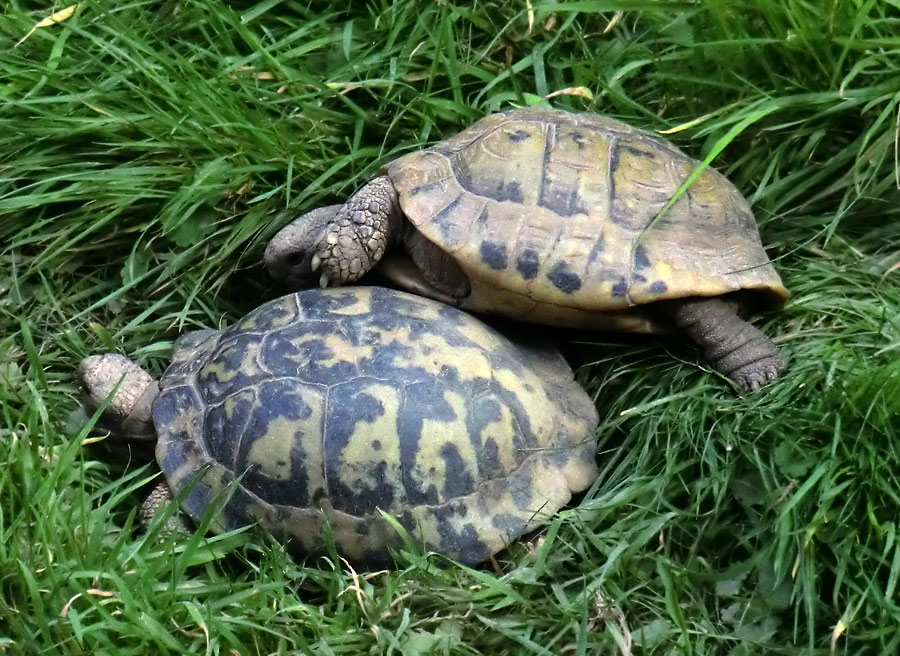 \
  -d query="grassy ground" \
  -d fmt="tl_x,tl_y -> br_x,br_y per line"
1,0 -> 899,653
